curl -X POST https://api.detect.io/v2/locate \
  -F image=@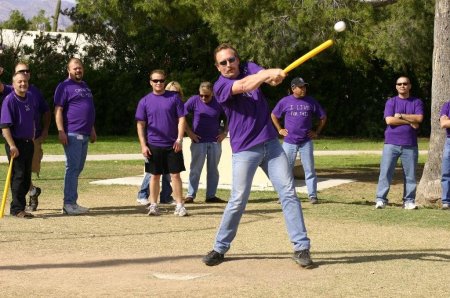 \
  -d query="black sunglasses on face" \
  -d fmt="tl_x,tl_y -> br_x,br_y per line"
396,82 -> 409,86
218,57 -> 236,66
151,79 -> 165,84
17,69 -> 30,74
